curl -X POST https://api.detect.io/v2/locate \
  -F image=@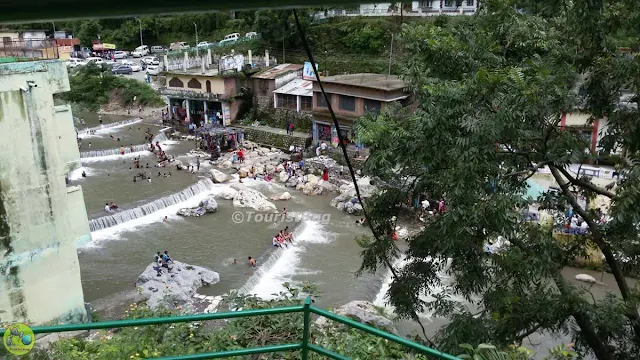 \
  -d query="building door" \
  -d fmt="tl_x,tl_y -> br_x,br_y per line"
206,80 -> 211,93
